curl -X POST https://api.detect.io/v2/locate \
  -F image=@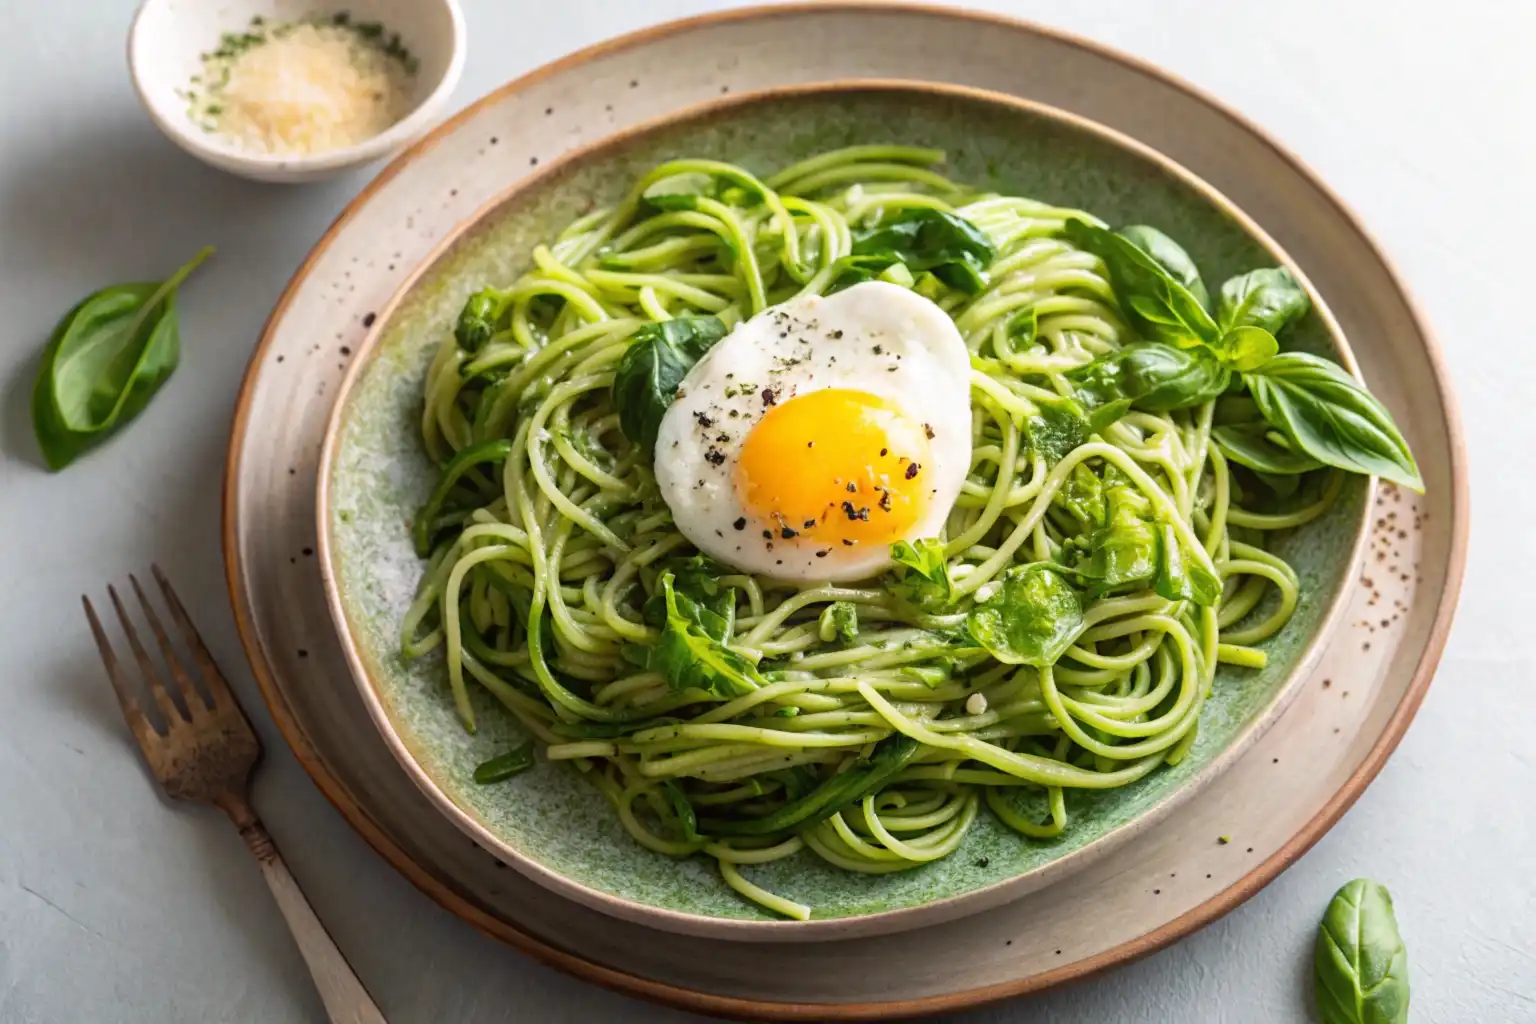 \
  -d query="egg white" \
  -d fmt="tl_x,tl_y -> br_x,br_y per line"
653,282 -> 973,582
